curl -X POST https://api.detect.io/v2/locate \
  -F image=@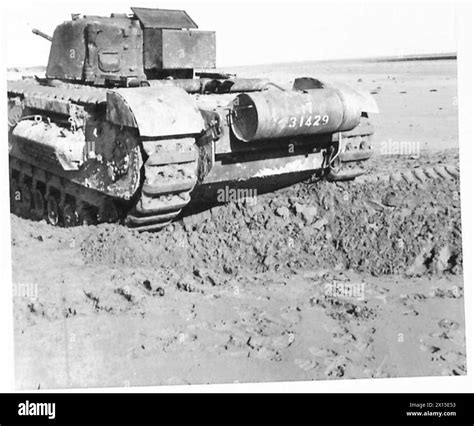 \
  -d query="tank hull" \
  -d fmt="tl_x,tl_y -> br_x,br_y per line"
8,78 -> 375,231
